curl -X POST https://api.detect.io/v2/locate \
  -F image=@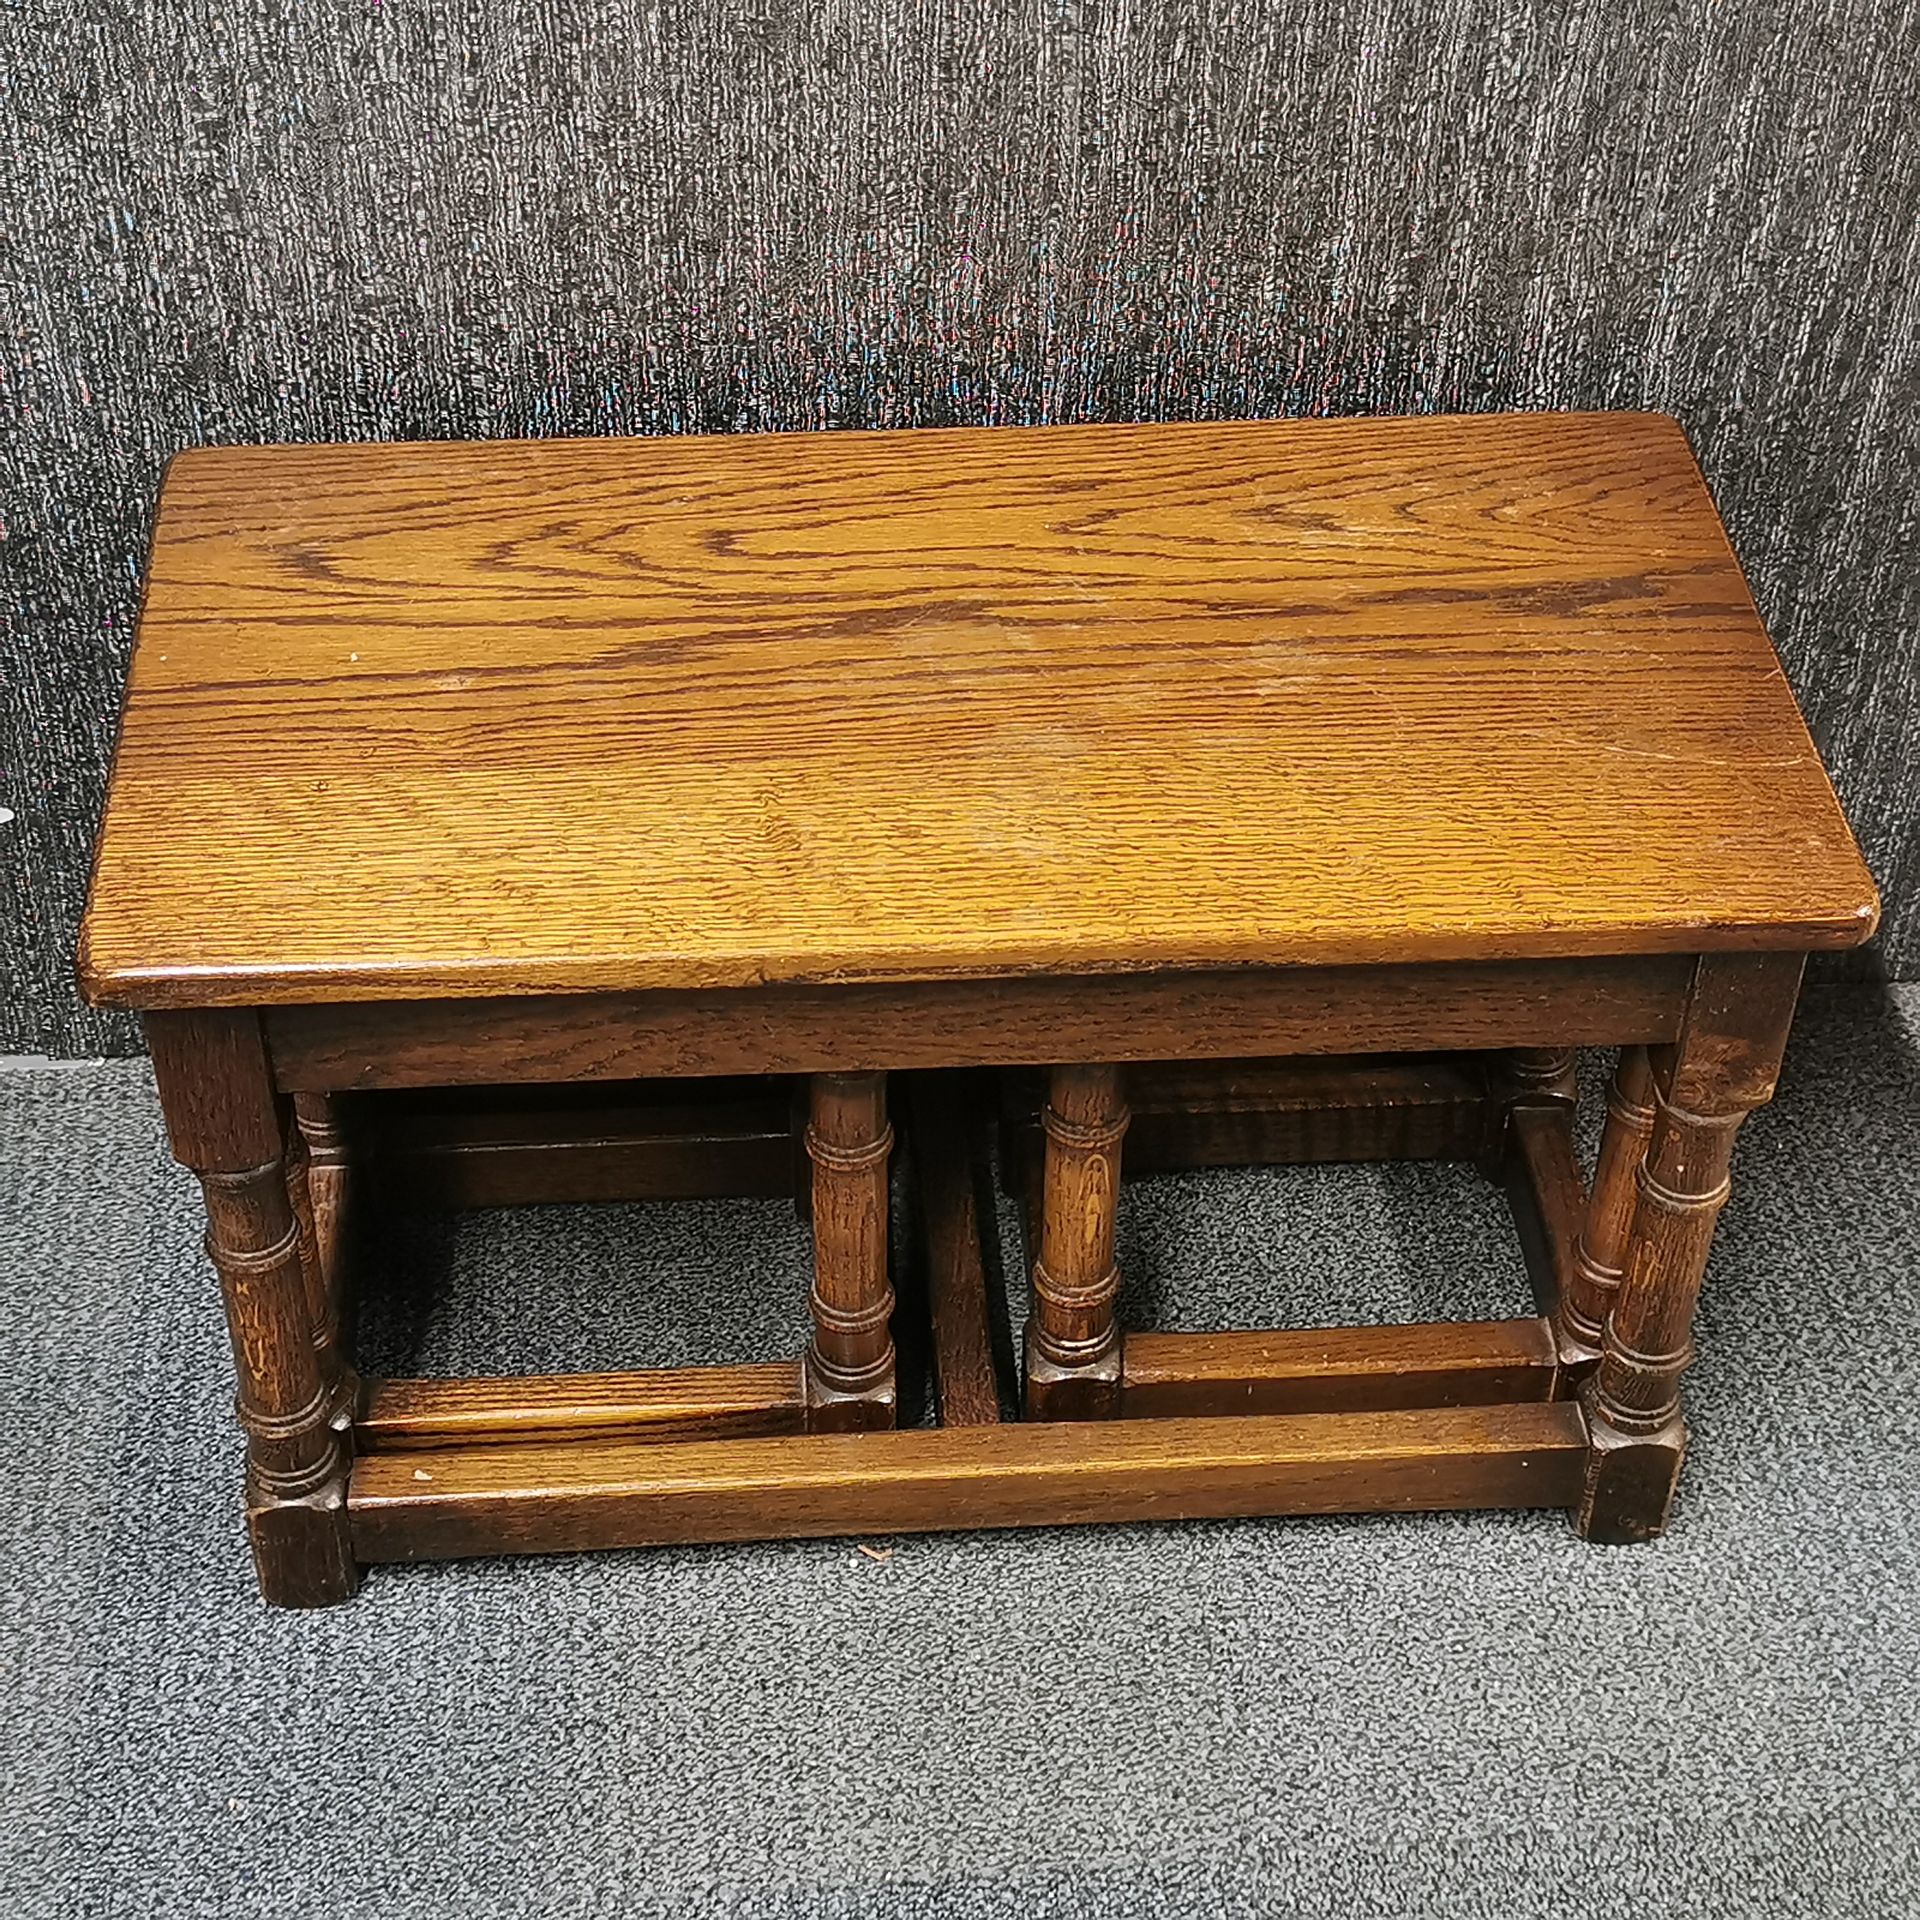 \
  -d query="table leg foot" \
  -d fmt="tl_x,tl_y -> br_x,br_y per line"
248,1483 -> 360,1607
1023,1339 -> 1121,1422
1480,1046 -> 1577,1181
1574,1414 -> 1686,1543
